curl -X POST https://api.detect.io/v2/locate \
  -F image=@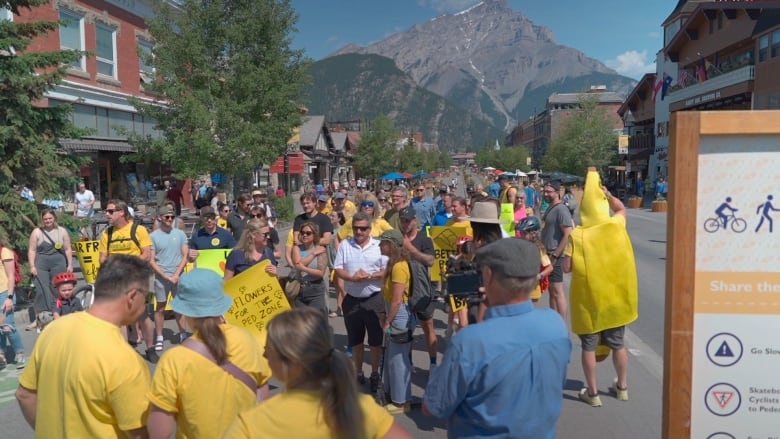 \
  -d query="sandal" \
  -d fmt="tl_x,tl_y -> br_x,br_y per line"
25,322 -> 37,331
154,340 -> 164,351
